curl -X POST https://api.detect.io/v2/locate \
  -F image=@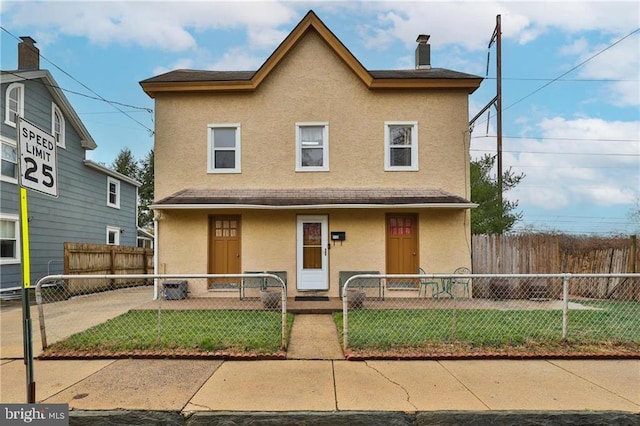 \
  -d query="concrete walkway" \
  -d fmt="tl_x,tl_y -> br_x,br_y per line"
287,314 -> 344,360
